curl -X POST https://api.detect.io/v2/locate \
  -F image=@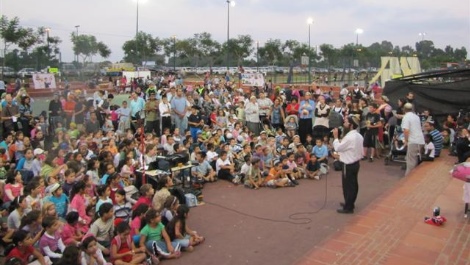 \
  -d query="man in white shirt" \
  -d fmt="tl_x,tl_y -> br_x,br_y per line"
332,115 -> 363,214
401,103 -> 425,176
